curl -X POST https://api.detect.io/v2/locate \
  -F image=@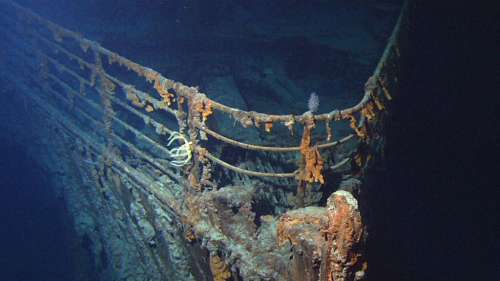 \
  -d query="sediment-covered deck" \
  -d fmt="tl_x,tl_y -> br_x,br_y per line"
0,0 -> 413,280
